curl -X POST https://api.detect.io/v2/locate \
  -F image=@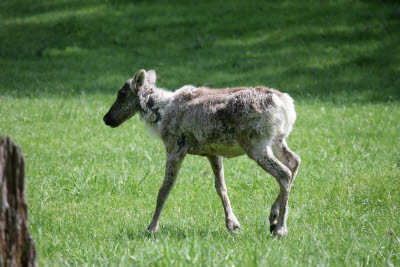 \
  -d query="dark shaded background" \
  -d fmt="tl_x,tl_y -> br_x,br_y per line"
1,0 -> 399,102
